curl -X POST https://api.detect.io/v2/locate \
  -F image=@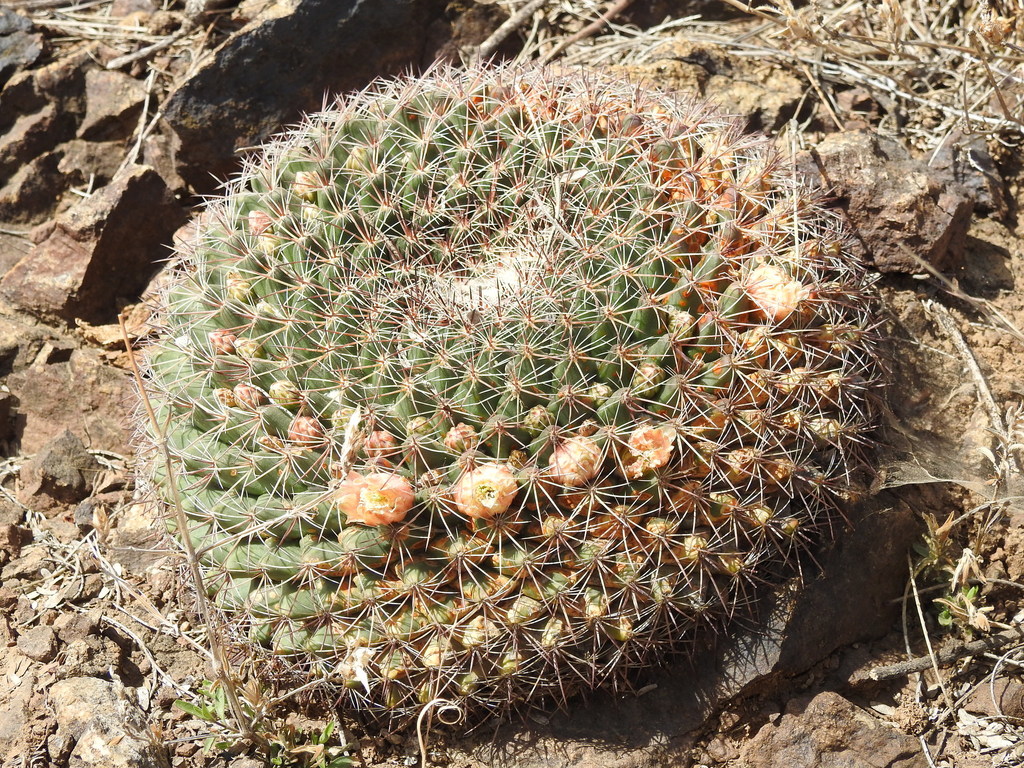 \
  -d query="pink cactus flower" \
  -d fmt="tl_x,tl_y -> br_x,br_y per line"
548,436 -> 603,487
337,471 -> 415,526
454,464 -> 519,519
744,263 -> 808,322
621,425 -> 675,479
